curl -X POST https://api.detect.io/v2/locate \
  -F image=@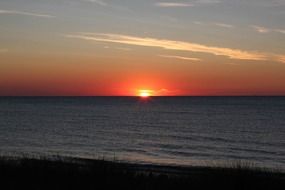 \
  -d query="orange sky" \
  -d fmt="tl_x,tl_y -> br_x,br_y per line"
1,52 -> 285,96
0,0 -> 285,96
